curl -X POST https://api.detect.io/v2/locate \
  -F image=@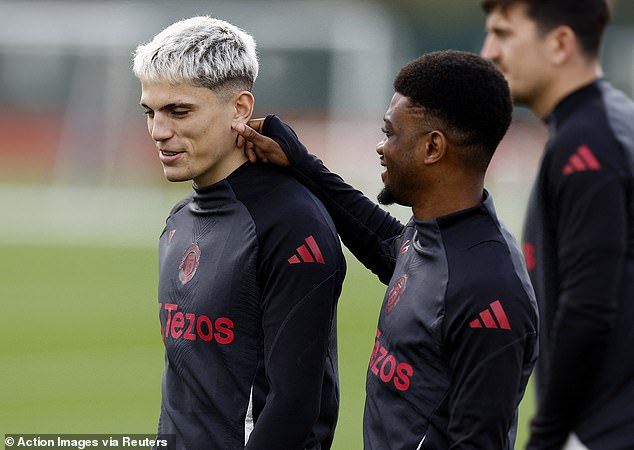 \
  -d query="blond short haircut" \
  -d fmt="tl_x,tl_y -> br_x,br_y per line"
133,16 -> 258,91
